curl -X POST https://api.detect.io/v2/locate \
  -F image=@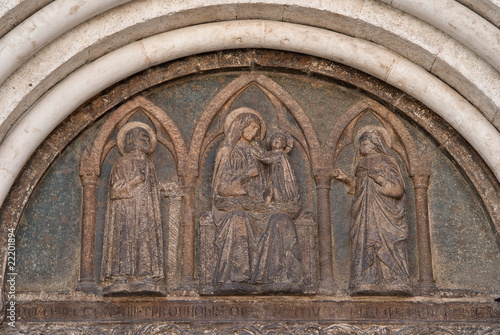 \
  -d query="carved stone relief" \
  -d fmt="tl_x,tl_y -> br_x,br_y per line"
197,76 -> 319,295
210,108 -> 304,294
6,323 -> 500,335
327,100 -> 436,295
77,97 -> 188,295
333,127 -> 411,295
2,50 -> 499,332
100,122 -> 165,296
